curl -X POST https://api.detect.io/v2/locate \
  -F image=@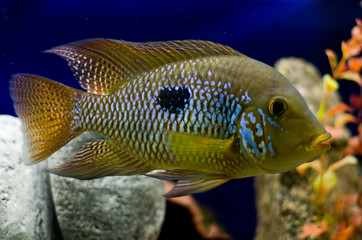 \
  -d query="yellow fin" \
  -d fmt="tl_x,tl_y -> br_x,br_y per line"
47,140 -> 148,179
165,130 -> 238,165
164,178 -> 229,198
10,74 -> 83,164
46,39 -> 242,95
